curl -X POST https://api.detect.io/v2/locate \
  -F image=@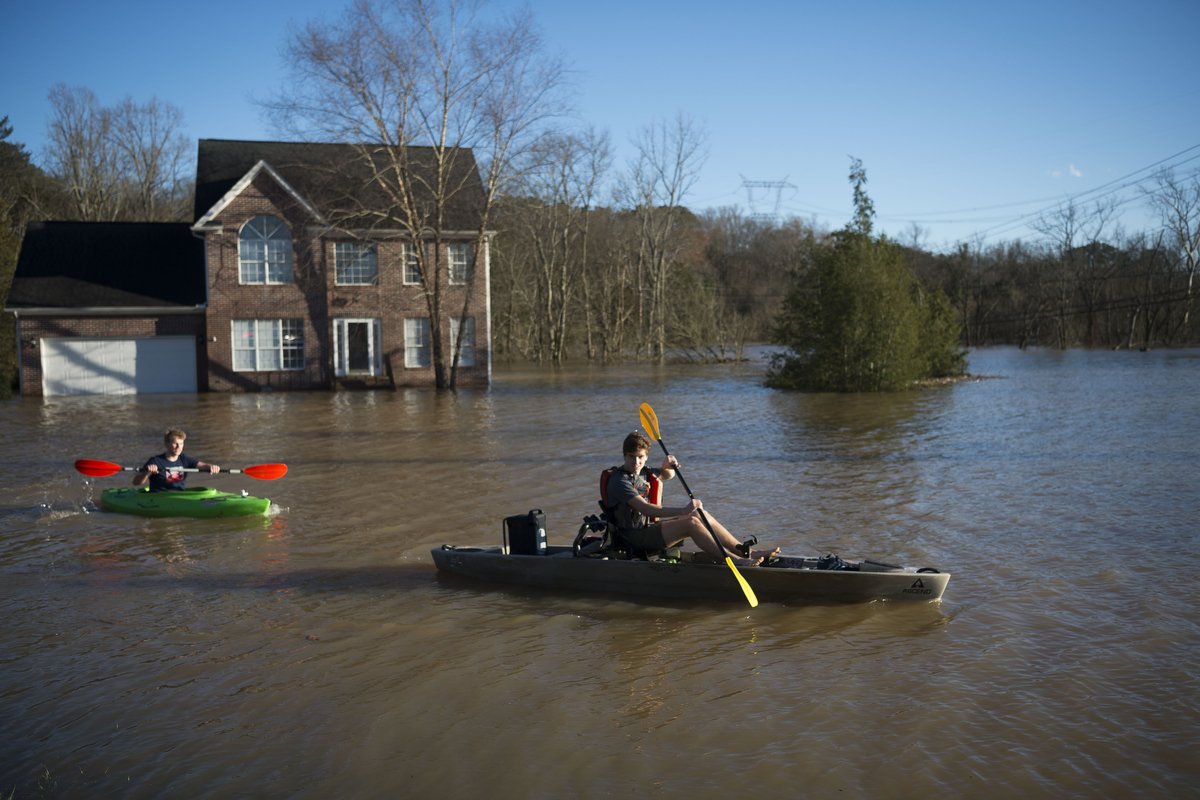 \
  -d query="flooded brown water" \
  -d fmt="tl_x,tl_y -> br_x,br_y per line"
2,347 -> 1198,798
